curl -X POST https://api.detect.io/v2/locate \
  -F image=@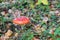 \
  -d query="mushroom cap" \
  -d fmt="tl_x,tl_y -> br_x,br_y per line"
13,16 -> 30,25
